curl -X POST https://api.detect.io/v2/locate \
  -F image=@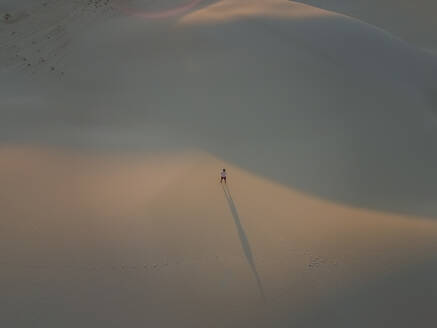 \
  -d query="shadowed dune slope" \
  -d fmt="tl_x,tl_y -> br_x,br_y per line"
2,0 -> 437,217
294,0 -> 437,52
